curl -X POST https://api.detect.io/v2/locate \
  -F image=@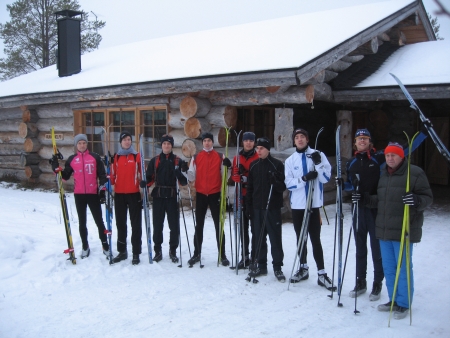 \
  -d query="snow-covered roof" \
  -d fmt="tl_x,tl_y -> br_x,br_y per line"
0,0 -> 416,98
356,40 -> 450,87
